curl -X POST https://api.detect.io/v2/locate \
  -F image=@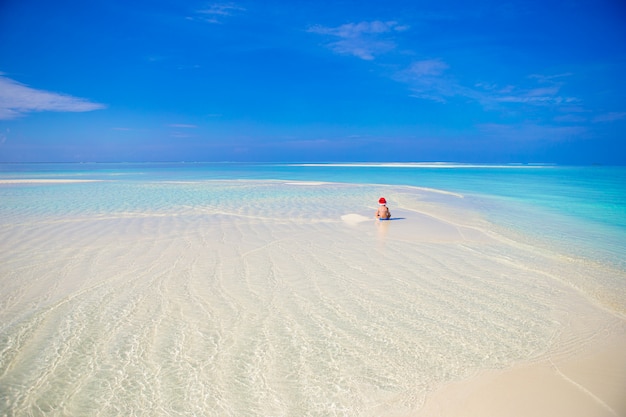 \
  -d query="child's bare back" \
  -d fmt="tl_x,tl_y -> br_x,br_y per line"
375,197 -> 391,219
